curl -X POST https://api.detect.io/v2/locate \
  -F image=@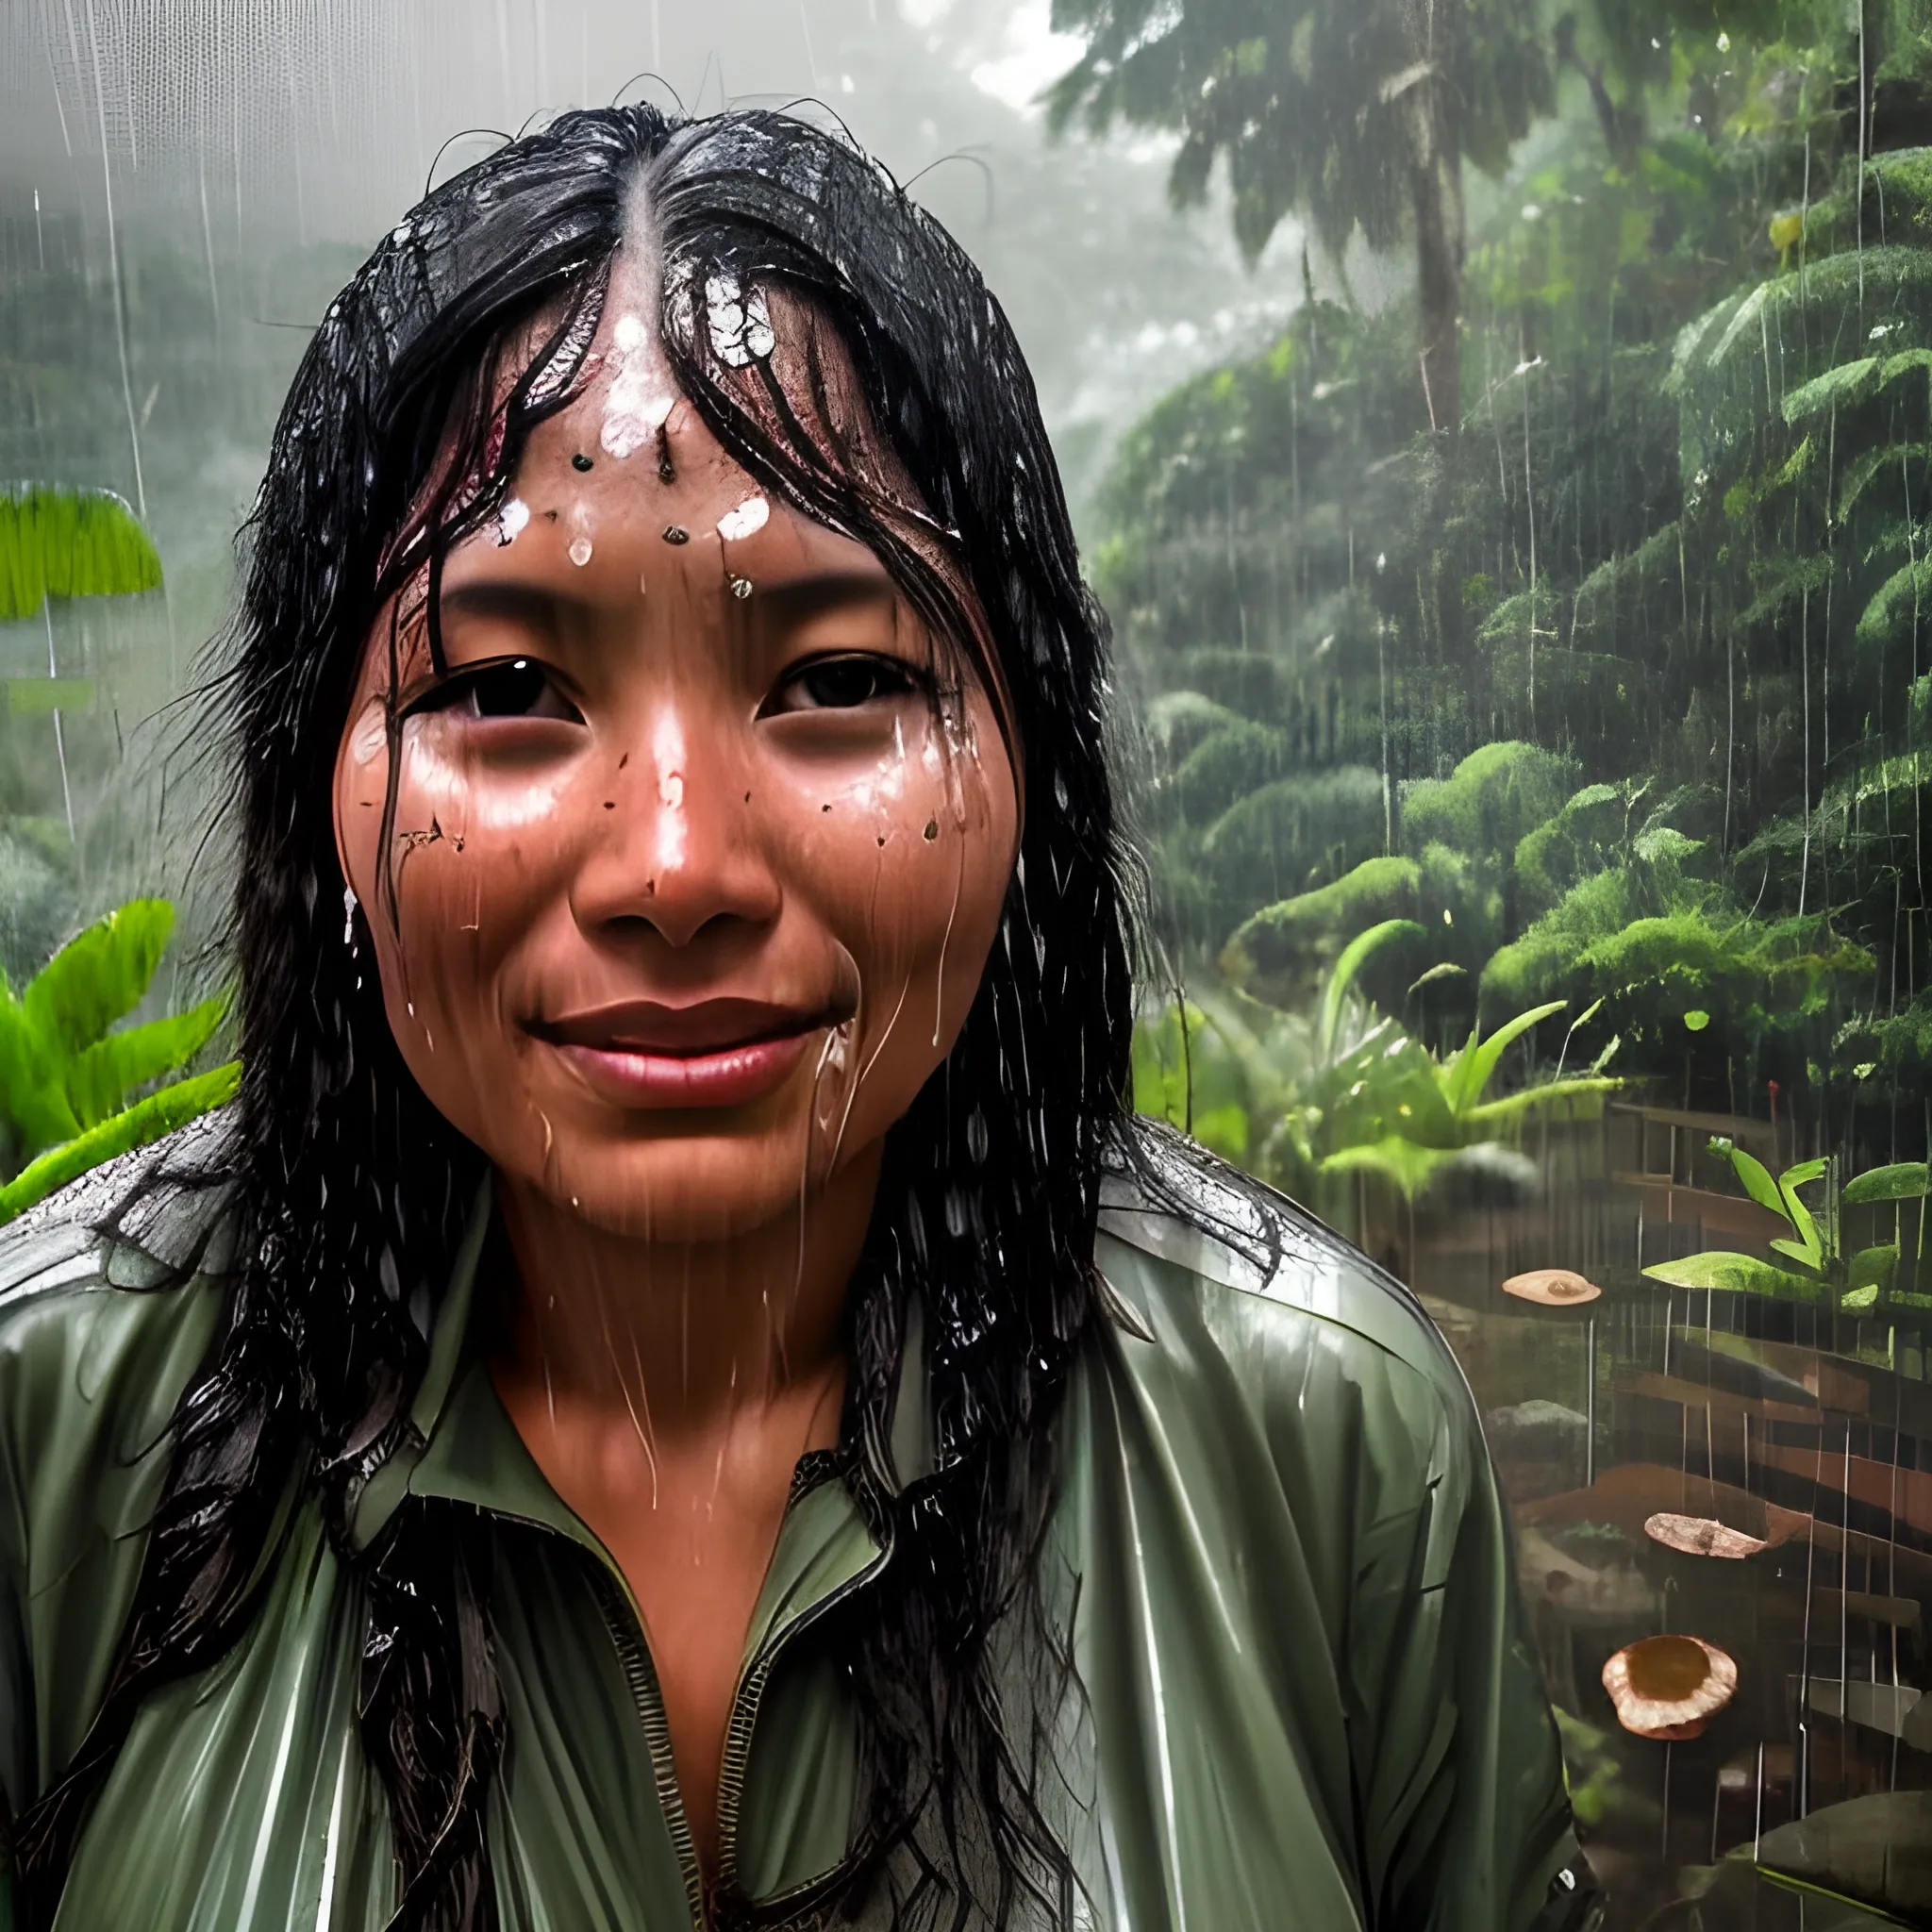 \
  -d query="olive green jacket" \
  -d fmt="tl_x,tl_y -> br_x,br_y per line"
0,1127 -> 1596,1930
